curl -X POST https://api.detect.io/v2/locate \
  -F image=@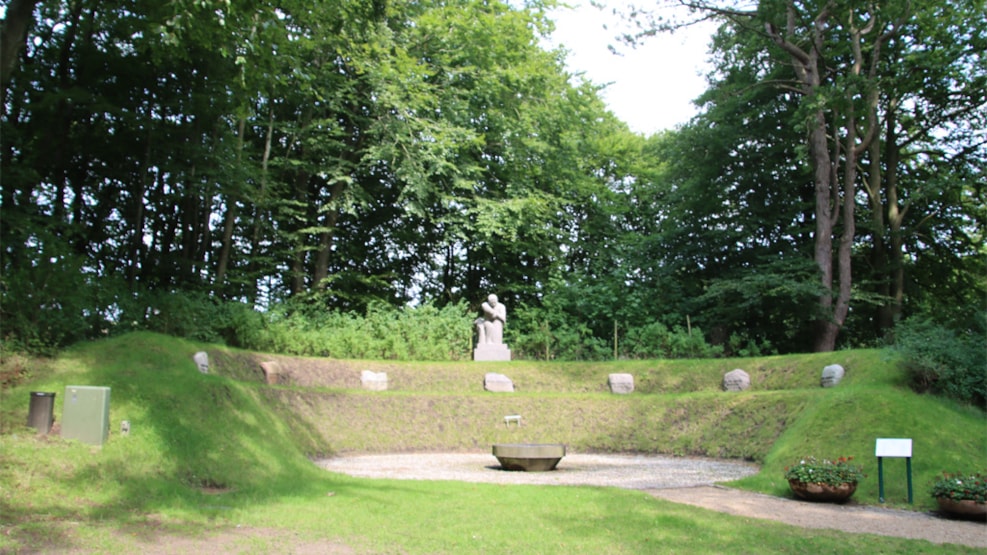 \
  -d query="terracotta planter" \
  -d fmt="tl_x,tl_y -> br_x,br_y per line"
788,479 -> 857,503
936,497 -> 987,520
